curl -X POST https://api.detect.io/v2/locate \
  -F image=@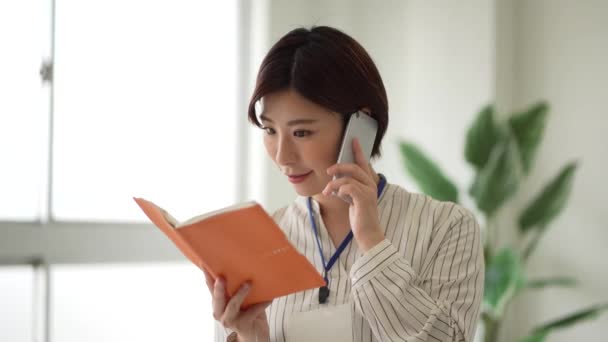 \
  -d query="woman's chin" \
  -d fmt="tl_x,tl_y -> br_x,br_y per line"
287,172 -> 329,197
292,185 -> 320,197
291,181 -> 324,197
